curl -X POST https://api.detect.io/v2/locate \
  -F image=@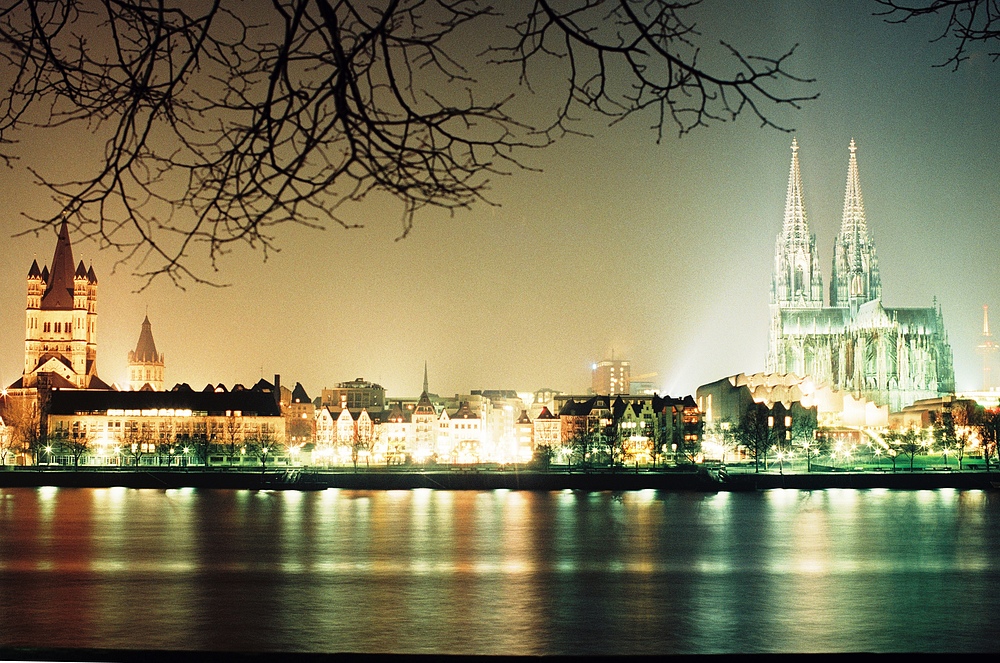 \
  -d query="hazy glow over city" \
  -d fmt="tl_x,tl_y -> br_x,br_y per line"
1,0 -> 997,399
